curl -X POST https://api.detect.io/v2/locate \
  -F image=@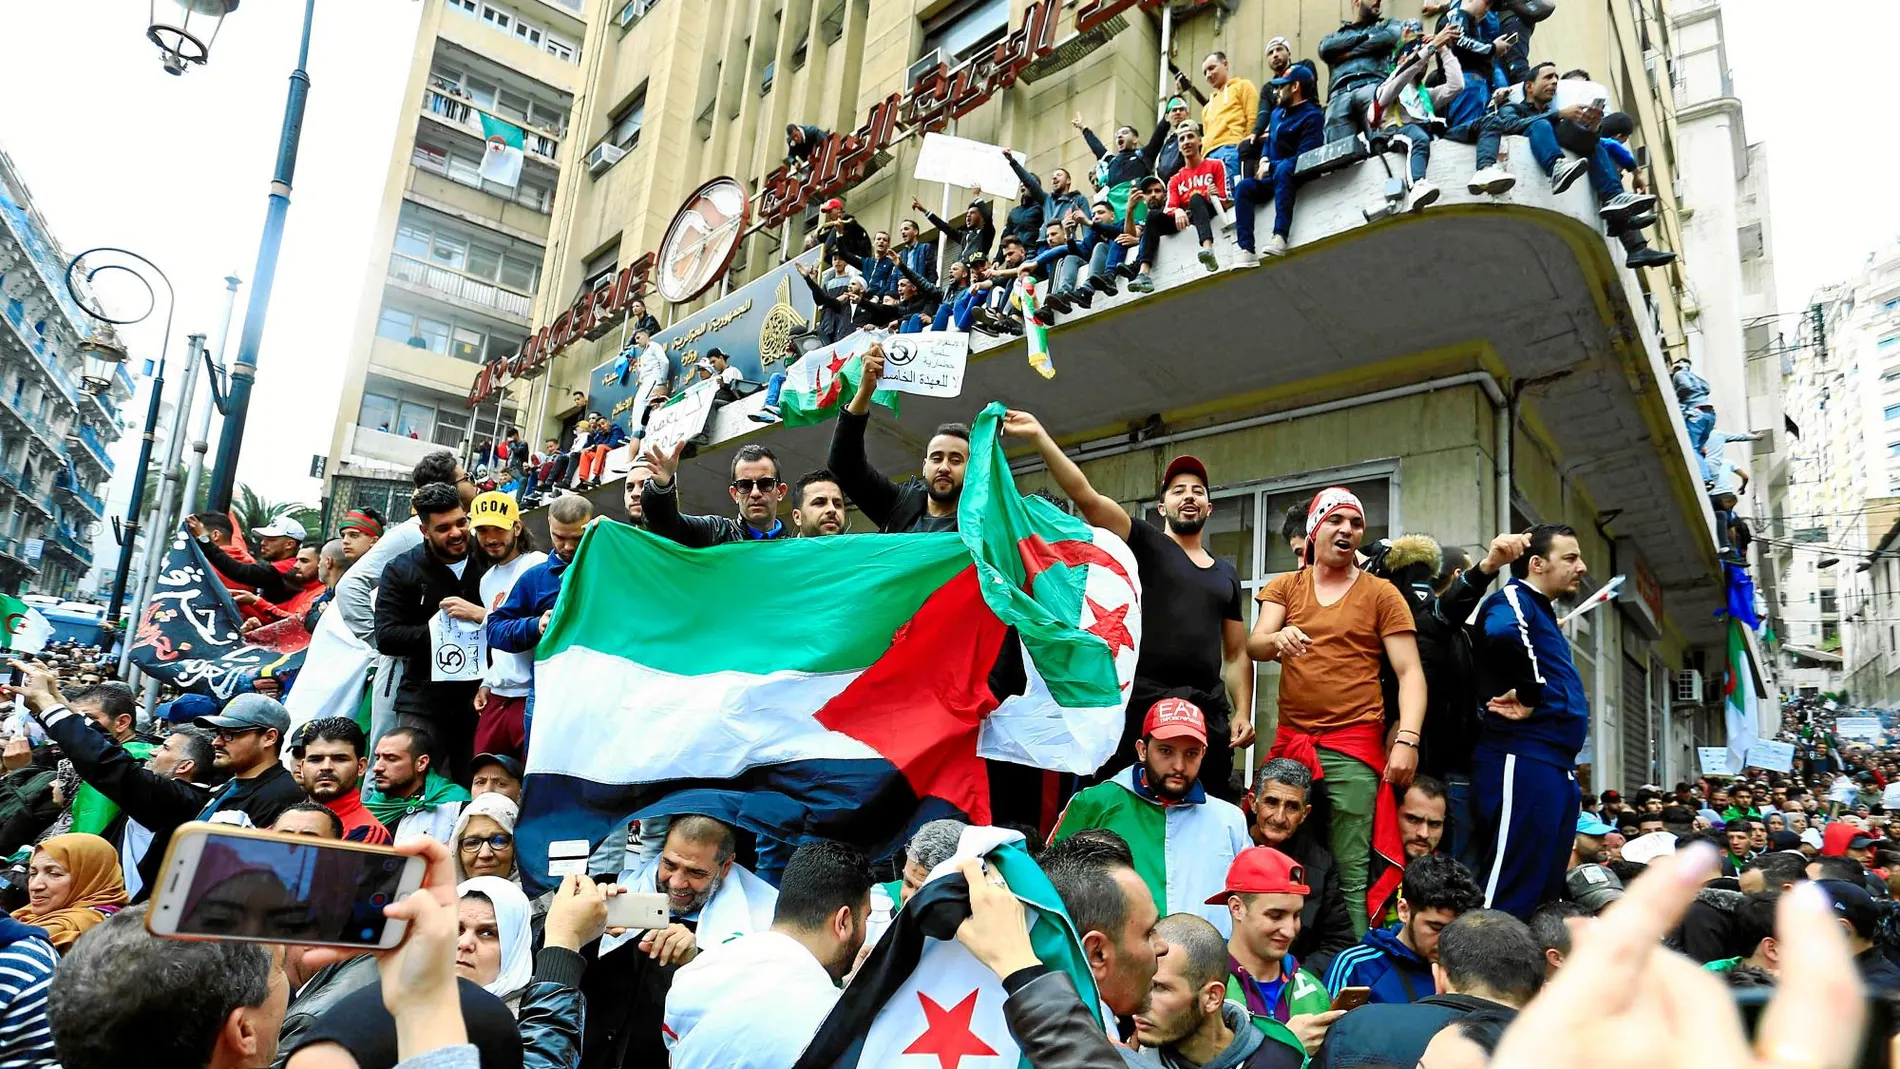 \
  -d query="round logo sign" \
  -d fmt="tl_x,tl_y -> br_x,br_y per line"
656,177 -> 750,306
